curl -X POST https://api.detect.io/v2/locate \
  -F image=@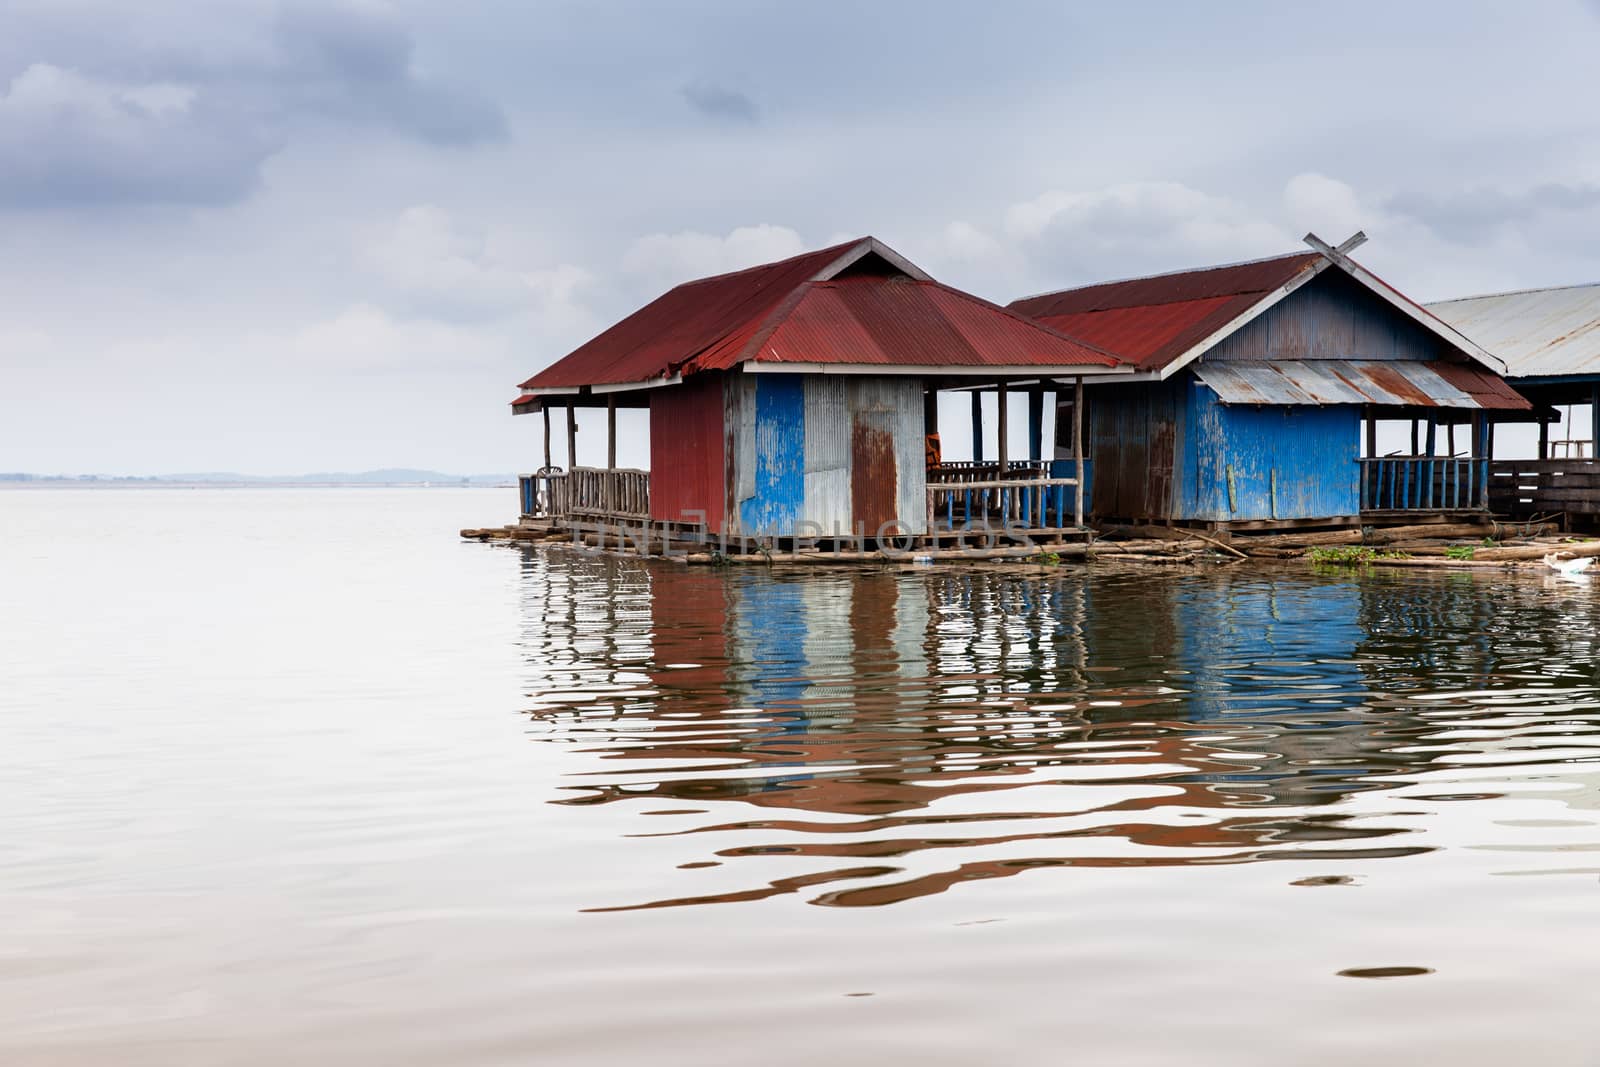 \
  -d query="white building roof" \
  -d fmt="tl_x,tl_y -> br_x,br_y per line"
1427,283 -> 1600,380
